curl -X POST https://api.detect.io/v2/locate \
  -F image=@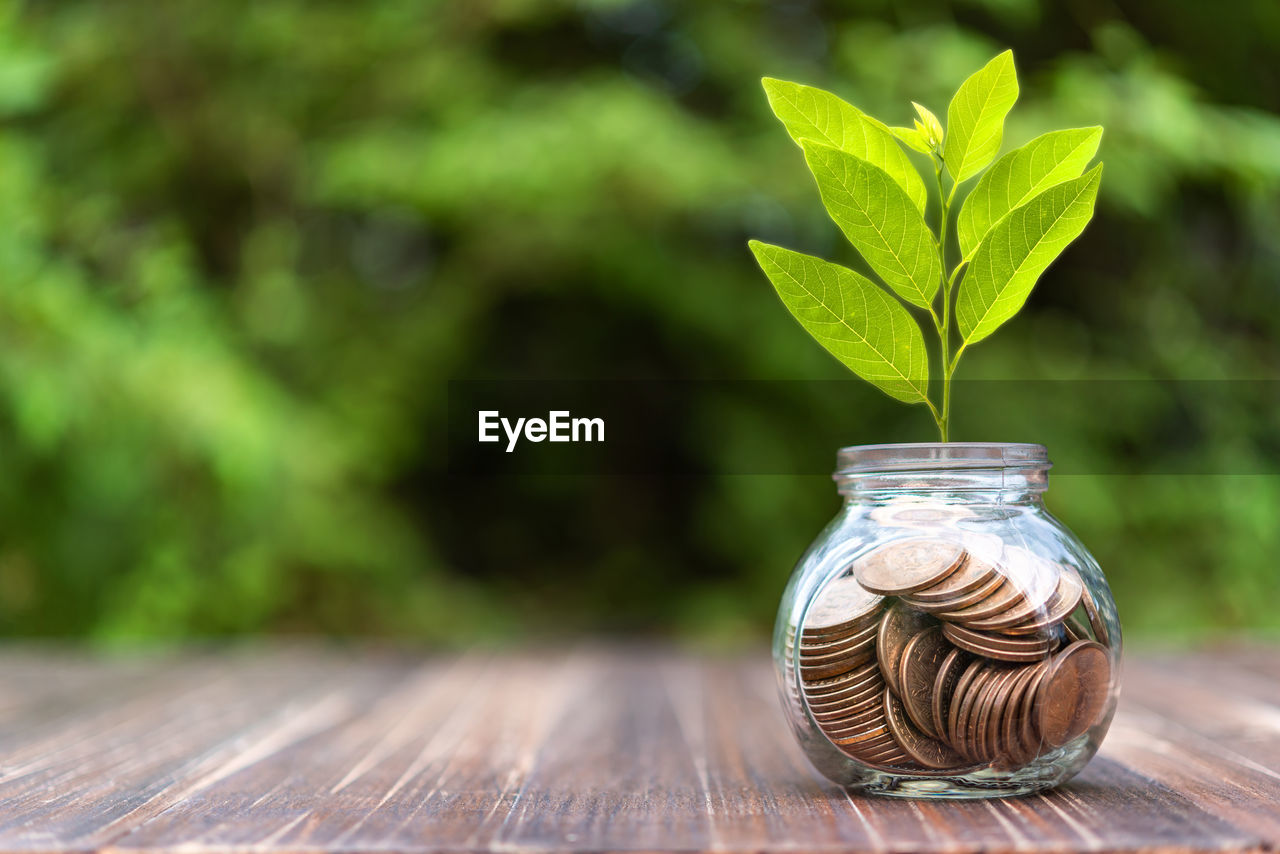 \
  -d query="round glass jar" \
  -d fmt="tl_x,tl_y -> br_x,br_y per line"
773,443 -> 1121,798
